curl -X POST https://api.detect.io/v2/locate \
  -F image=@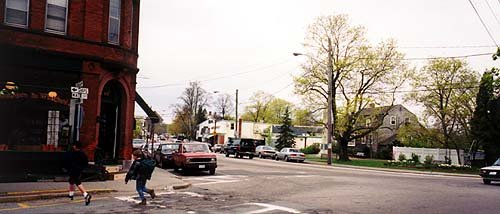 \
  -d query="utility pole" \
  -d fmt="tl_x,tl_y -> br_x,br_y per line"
235,89 -> 239,138
326,38 -> 334,165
